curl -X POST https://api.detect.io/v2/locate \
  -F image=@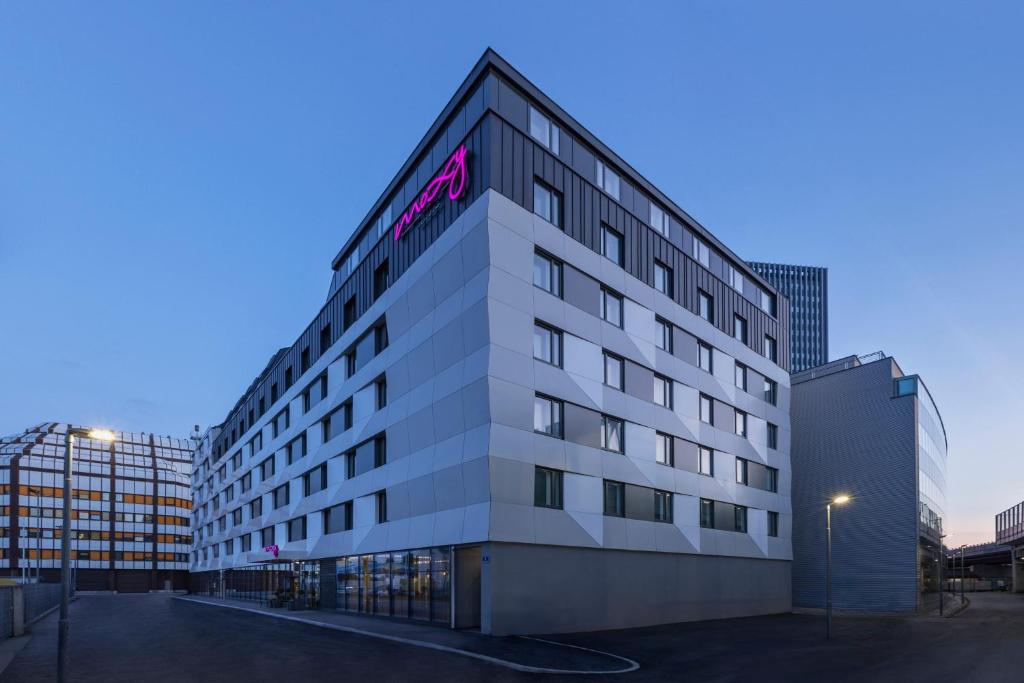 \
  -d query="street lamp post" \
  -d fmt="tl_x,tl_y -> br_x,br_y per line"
960,545 -> 966,601
938,534 -> 947,616
59,427 -> 115,683
826,494 -> 850,640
